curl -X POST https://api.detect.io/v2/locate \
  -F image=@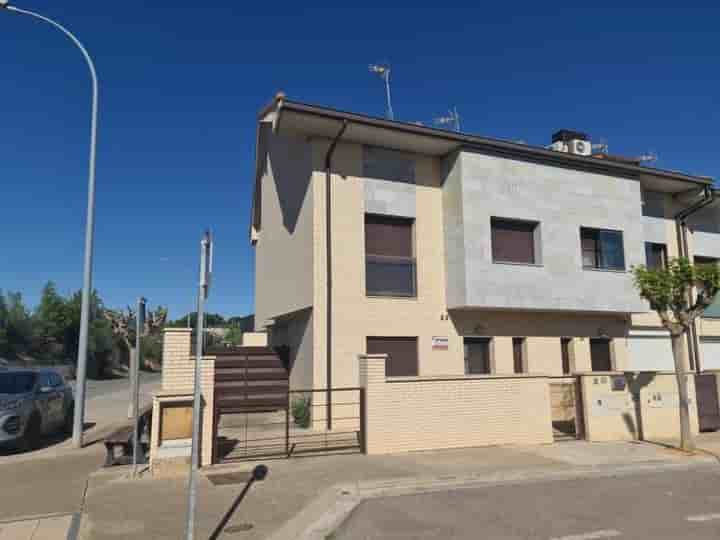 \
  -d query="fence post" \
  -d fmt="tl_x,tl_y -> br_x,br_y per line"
285,391 -> 290,457
359,387 -> 367,454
